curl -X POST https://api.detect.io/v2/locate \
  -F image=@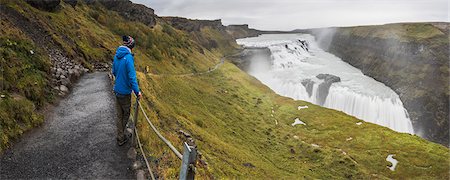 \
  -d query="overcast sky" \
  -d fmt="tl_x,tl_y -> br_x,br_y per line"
131,0 -> 448,30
